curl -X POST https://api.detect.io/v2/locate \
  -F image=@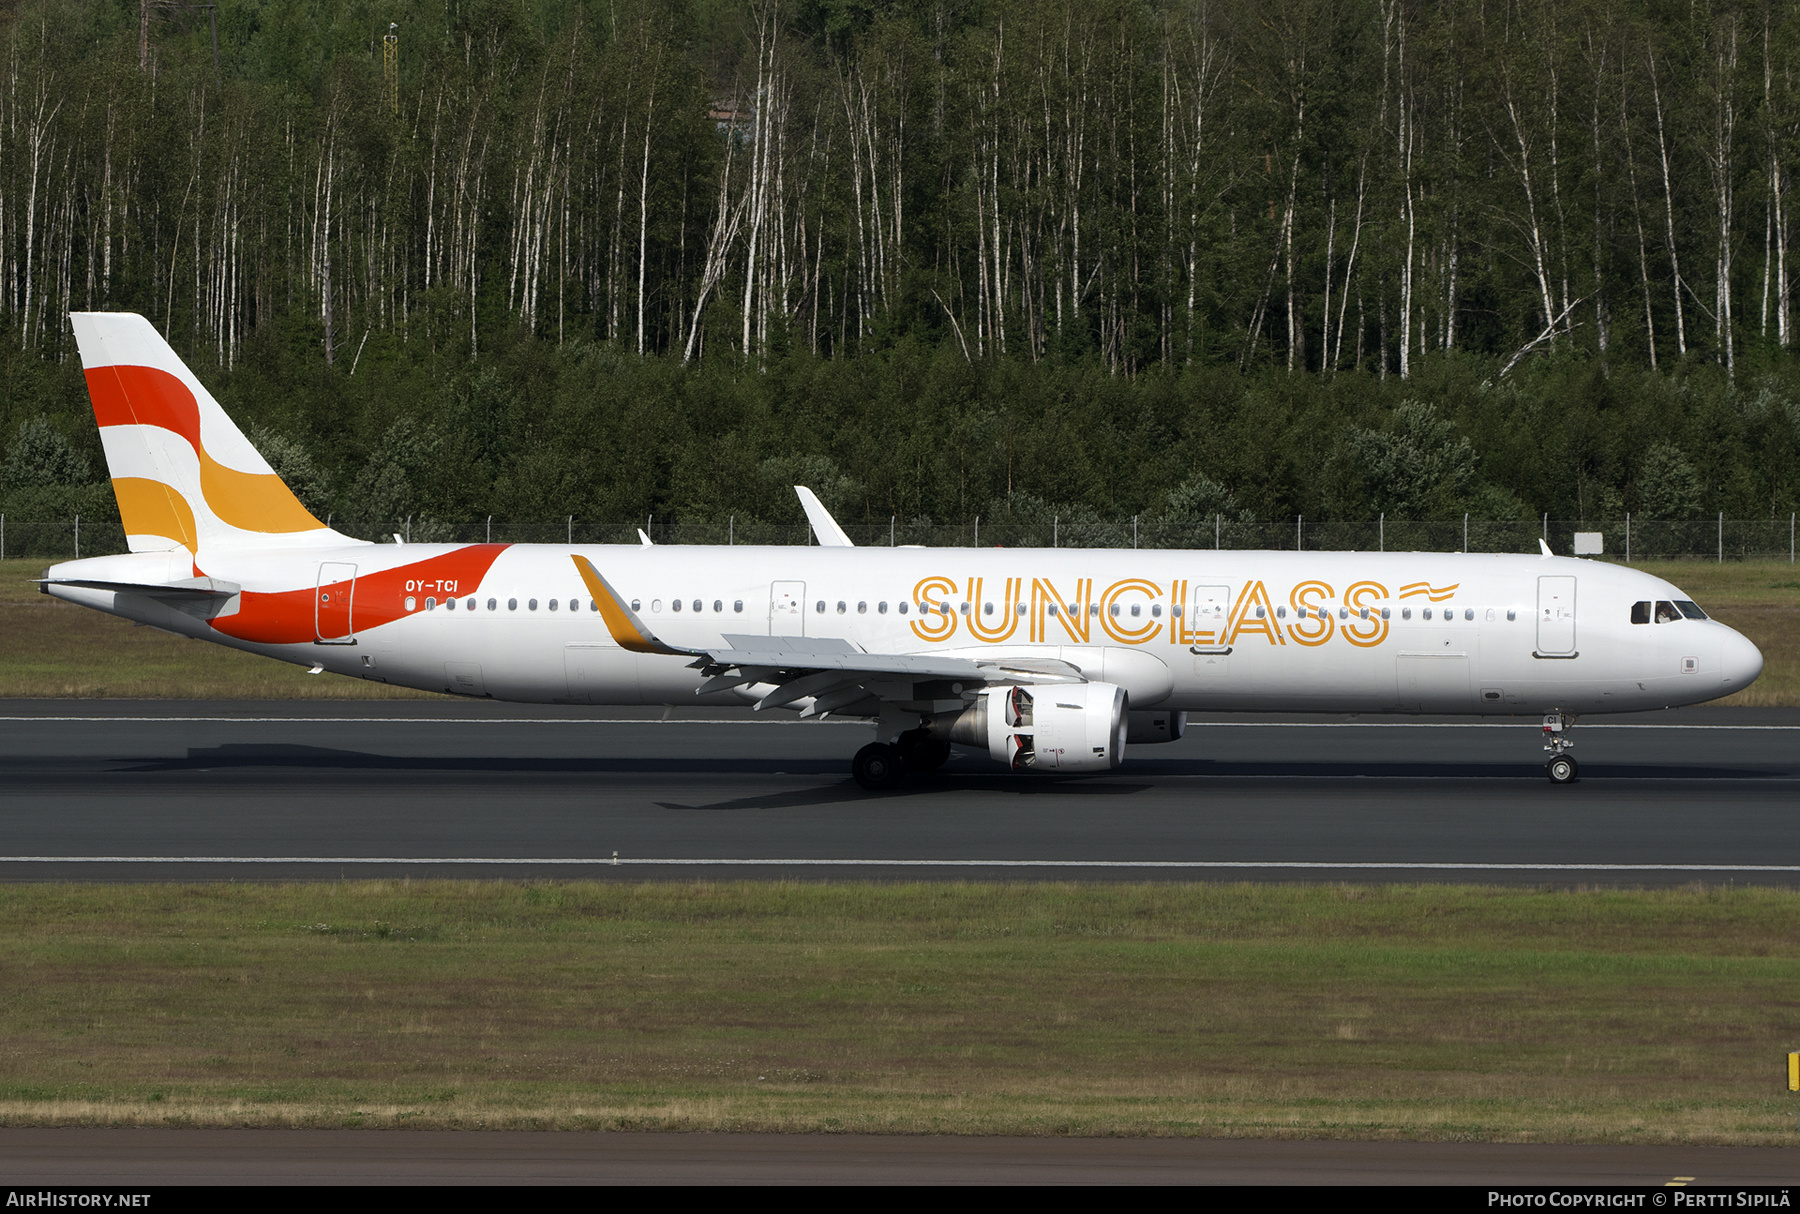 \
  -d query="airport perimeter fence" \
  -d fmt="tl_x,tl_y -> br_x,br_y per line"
5,511 -> 1796,563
